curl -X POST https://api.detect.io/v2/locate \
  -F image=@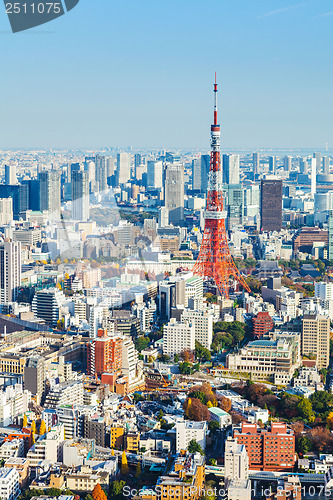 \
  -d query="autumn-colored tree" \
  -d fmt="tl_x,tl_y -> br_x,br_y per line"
22,414 -> 28,428
308,427 -> 333,453
39,419 -> 46,435
184,398 -> 210,422
290,421 -> 304,438
218,396 -> 232,413
31,420 -> 36,434
230,410 -> 247,425
327,412 -> 333,430
180,349 -> 195,363
121,450 -> 129,475
92,484 -> 107,500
